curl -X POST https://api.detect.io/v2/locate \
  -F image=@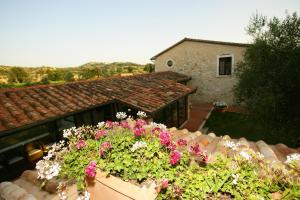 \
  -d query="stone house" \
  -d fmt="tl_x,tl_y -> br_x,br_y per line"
151,38 -> 249,105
